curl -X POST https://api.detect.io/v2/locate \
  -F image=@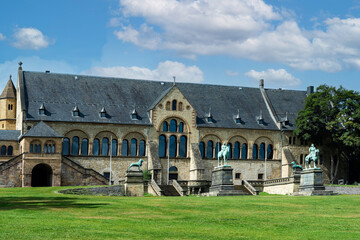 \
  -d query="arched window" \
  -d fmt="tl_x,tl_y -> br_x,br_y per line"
227,143 -> 232,159
179,102 -> 183,111
179,136 -> 187,157
215,142 -> 221,158
101,137 -> 109,156
166,101 -> 170,110
206,140 -> 213,159
241,143 -> 248,159
62,138 -> 70,155
51,144 -> 55,153
81,139 -> 89,155
267,144 -> 273,159
169,166 -> 178,180
93,138 -> 100,156
259,142 -> 265,159
199,142 -> 205,159
159,135 -> 166,157
30,144 -> 34,153
170,119 -> 177,132
179,122 -> 184,133
252,144 -> 258,159
293,137 -> 296,145
234,142 -> 240,159
0,146 -> 6,156
300,154 -> 303,165
122,139 -> 128,156
111,139 -> 118,156
139,140 -> 146,156
7,146 -> 13,156
169,135 -> 177,157
130,138 -> 137,156
72,136 -> 79,155
172,100 -> 177,110
44,144 -> 48,154
163,122 -> 168,132
37,144 -> 41,153
289,137 -> 292,145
